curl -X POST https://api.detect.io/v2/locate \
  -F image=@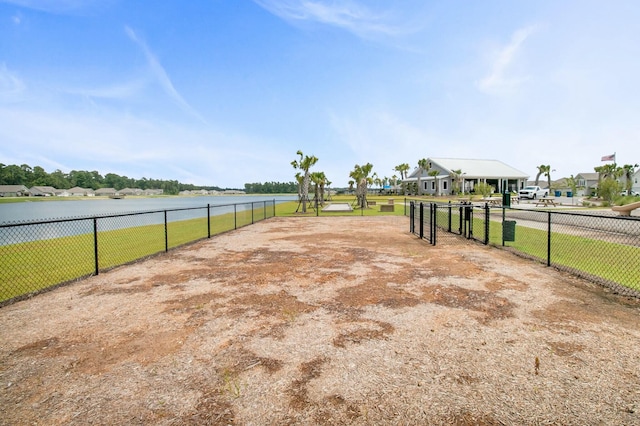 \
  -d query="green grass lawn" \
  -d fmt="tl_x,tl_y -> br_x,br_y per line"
499,224 -> 640,289
0,209 -> 267,303
3,197 -> 637,303
276,195 -> 410,217
427,208 -> 639,290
